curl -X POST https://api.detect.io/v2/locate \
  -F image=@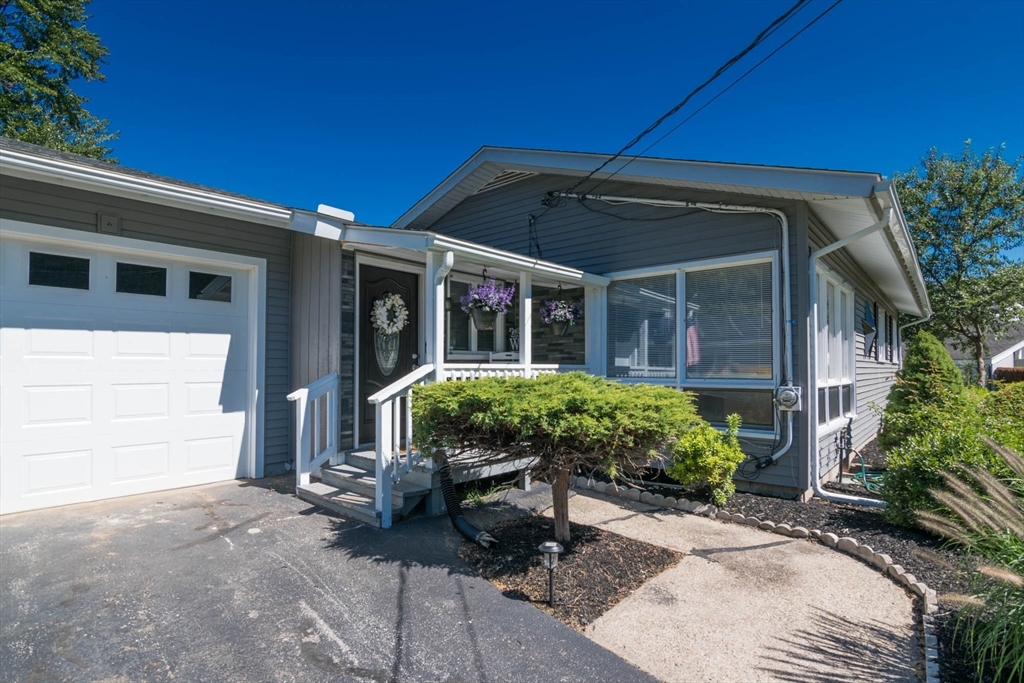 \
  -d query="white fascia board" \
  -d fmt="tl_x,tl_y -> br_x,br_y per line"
393,146 -> 883,230
430,234 -> 609,286
992,339 -> 1024,367
343,225 -> 433,251
877,182 -> 931,317
1,147 -> 294,228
